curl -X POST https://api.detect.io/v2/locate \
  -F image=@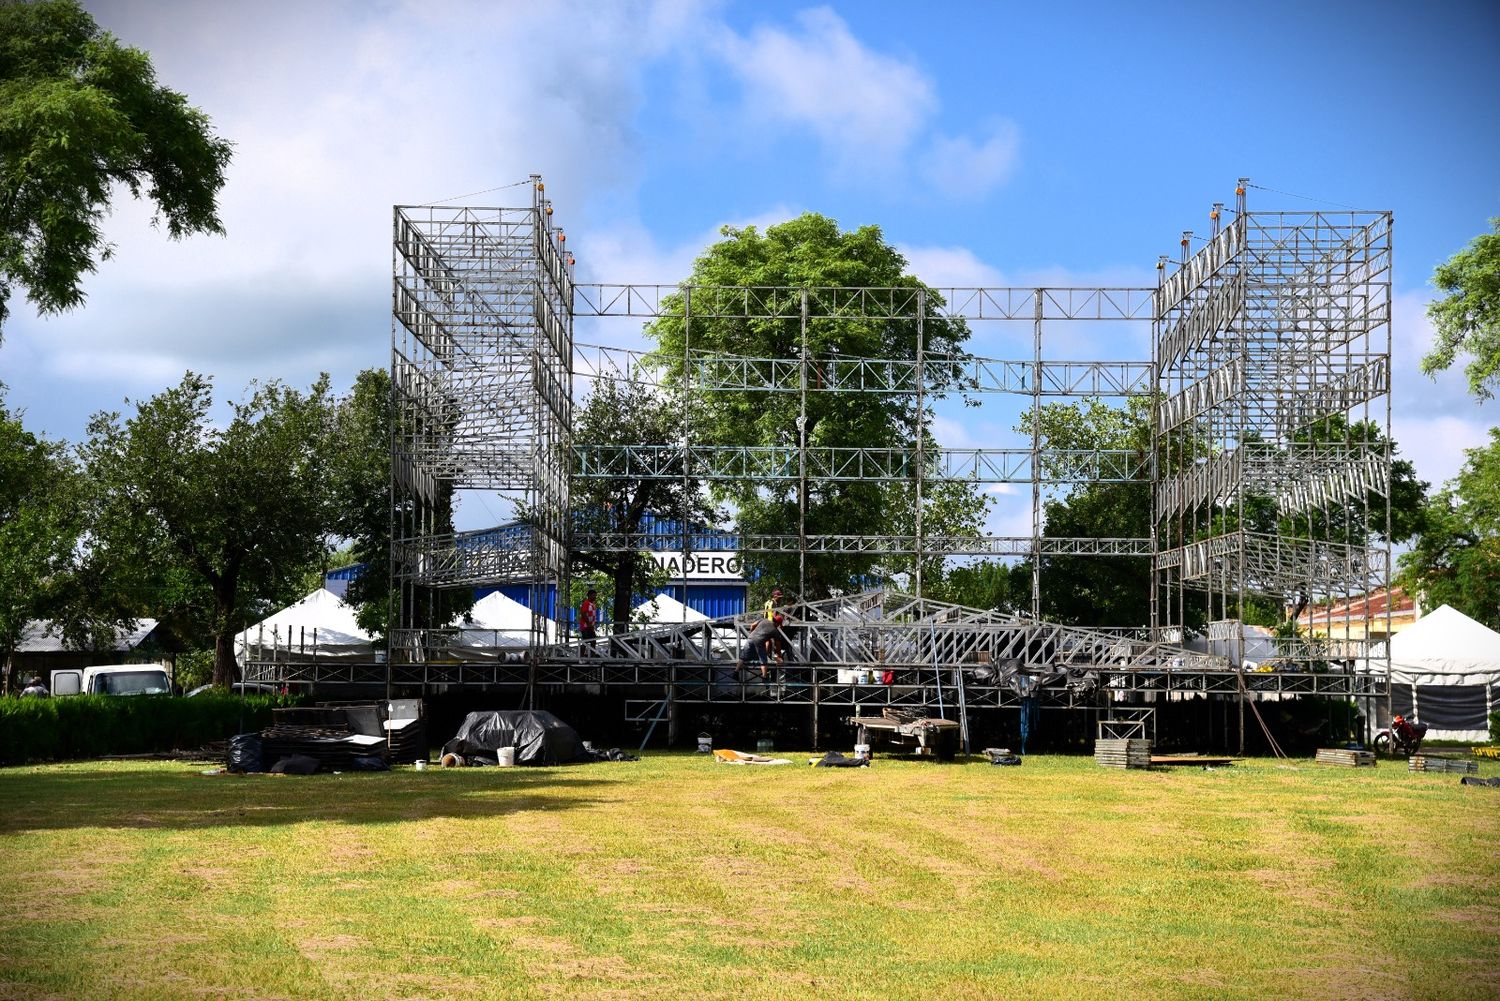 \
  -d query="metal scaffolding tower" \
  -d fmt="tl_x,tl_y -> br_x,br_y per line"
391,178 -> 574,670
1152,182 -> 1393,676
